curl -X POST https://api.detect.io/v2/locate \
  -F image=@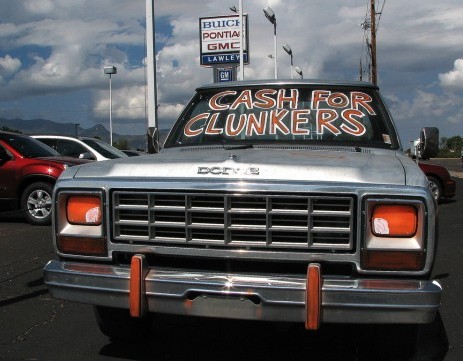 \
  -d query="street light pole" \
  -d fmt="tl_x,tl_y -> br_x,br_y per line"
263,6 -> 277,79
104,66 -> 117,145
230,3 -> 244,80
282,43 -> 293,79
295,66 -> 303,79
109,74 -> 113,145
